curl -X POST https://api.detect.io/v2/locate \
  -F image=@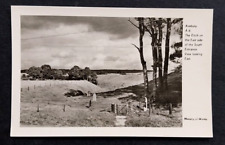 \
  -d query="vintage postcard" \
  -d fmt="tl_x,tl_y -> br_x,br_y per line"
11,6 -> 213,137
